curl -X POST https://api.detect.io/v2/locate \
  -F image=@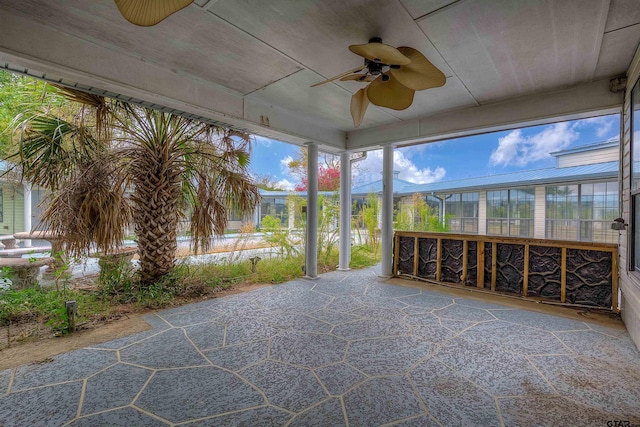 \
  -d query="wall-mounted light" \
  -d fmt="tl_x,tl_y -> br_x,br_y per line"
611,217 -> 628,231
